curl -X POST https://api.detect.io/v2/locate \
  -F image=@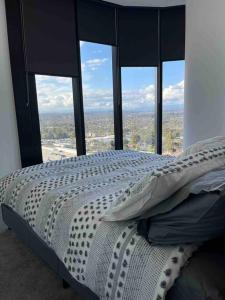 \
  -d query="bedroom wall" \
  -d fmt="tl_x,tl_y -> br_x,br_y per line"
0,0 -> 21,231
184,0 -> 225,147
